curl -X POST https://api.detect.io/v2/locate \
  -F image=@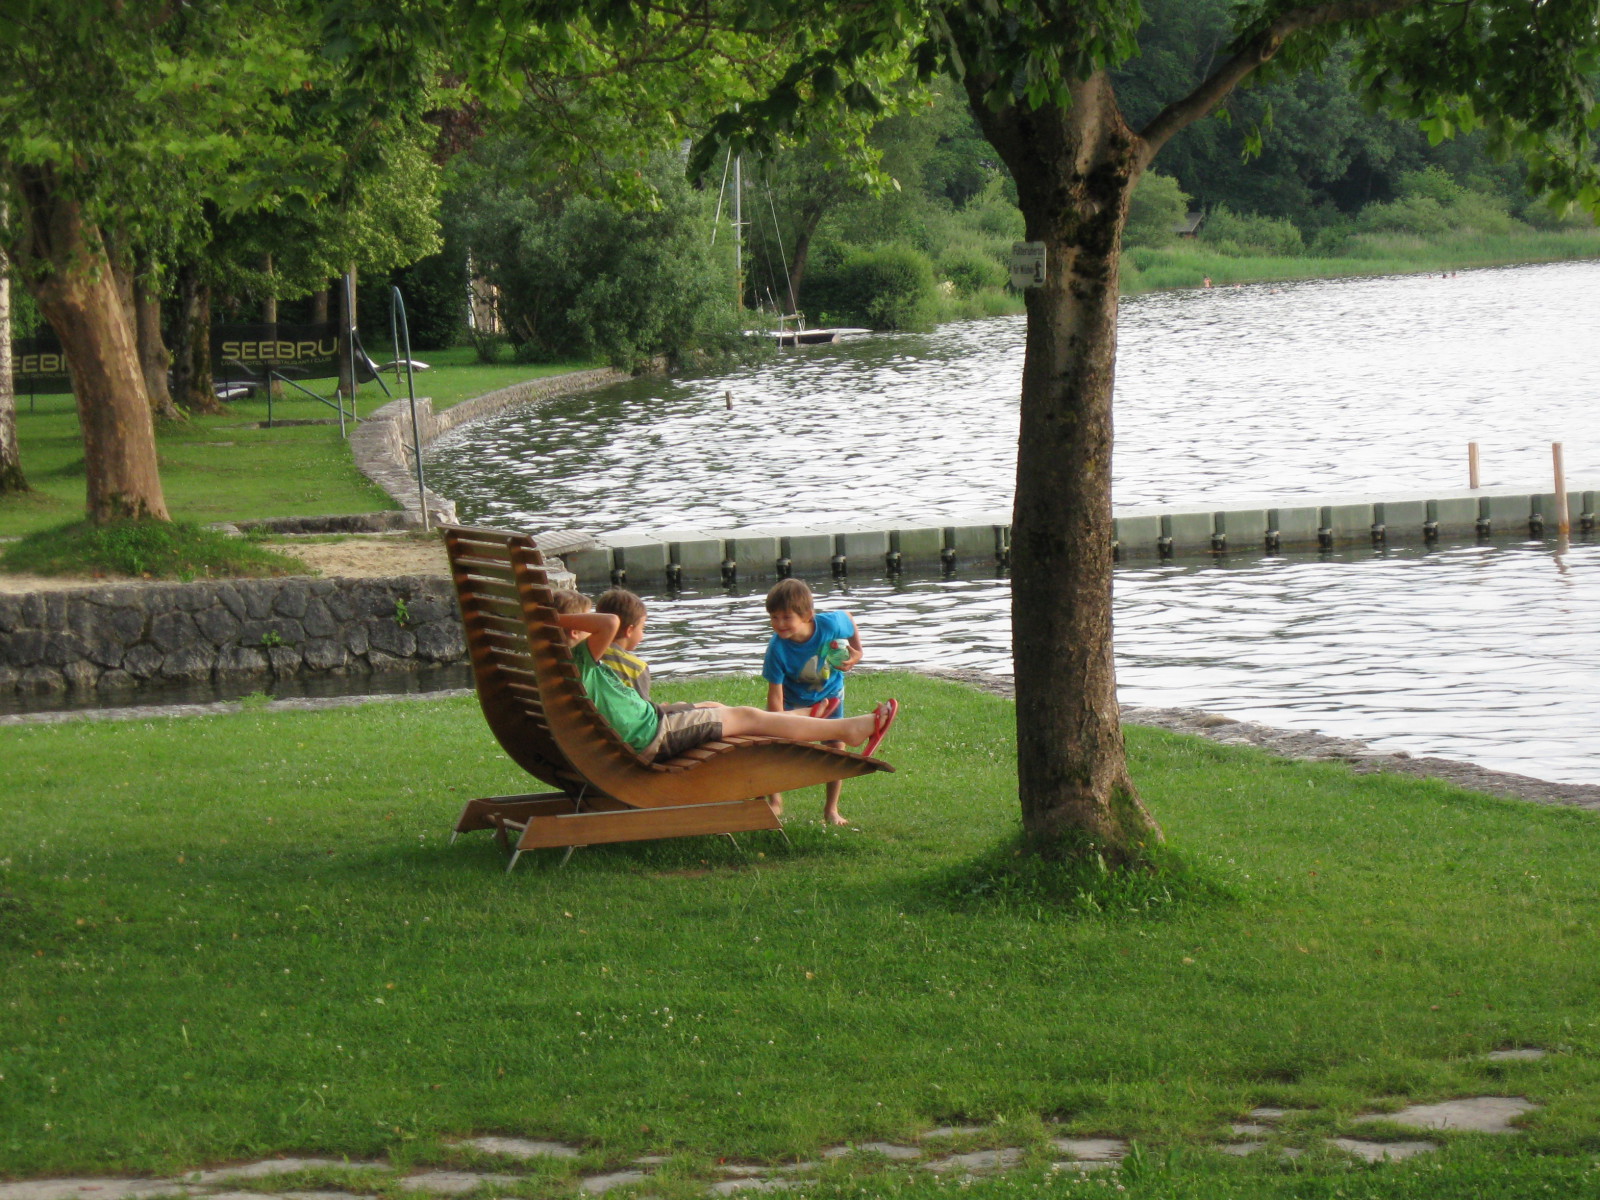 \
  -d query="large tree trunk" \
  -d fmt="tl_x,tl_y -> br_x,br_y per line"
0,225 -> 28,495
171,261 -> 224,415
133,254 -> 182,423
967,72 -> 1163,863
8,172 -> 167,522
